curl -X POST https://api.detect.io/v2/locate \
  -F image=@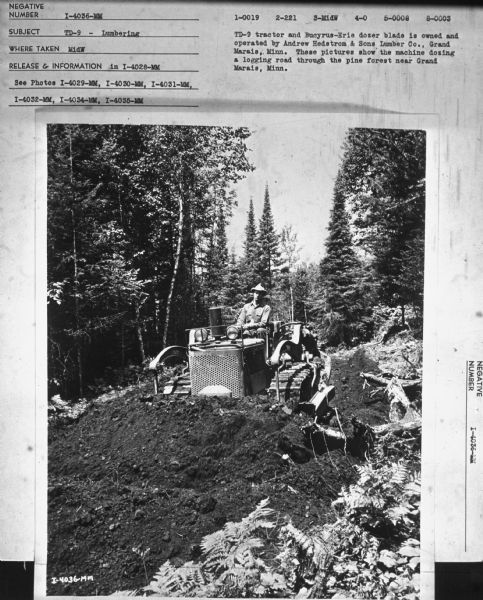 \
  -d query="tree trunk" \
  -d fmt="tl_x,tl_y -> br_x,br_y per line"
135,299 -> 146,363
351,415 -> 421,438
154,286 -> 160,335
360,372 -> 419,422
120,321 -> 125,371
372,418 -> 421,436
68,130 -> 83,398
163,193 -> 184,348
72,213 -> 83,397
76,344 -> 83,398
118,187 -> 123,226
387,377 -> 411,422
203,219 -> 216,289
360,372 -> 392,386
360,372 -> 422,389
